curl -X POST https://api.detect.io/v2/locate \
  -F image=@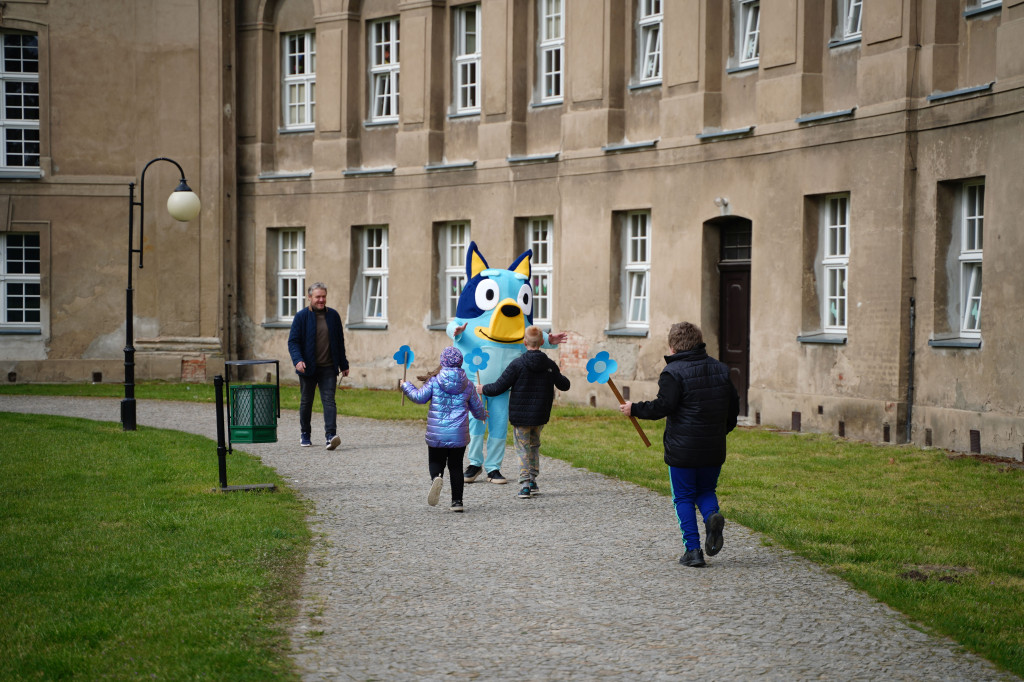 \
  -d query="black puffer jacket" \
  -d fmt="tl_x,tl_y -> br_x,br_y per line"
631,344 -> 740,468
482,349 -> 571,427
